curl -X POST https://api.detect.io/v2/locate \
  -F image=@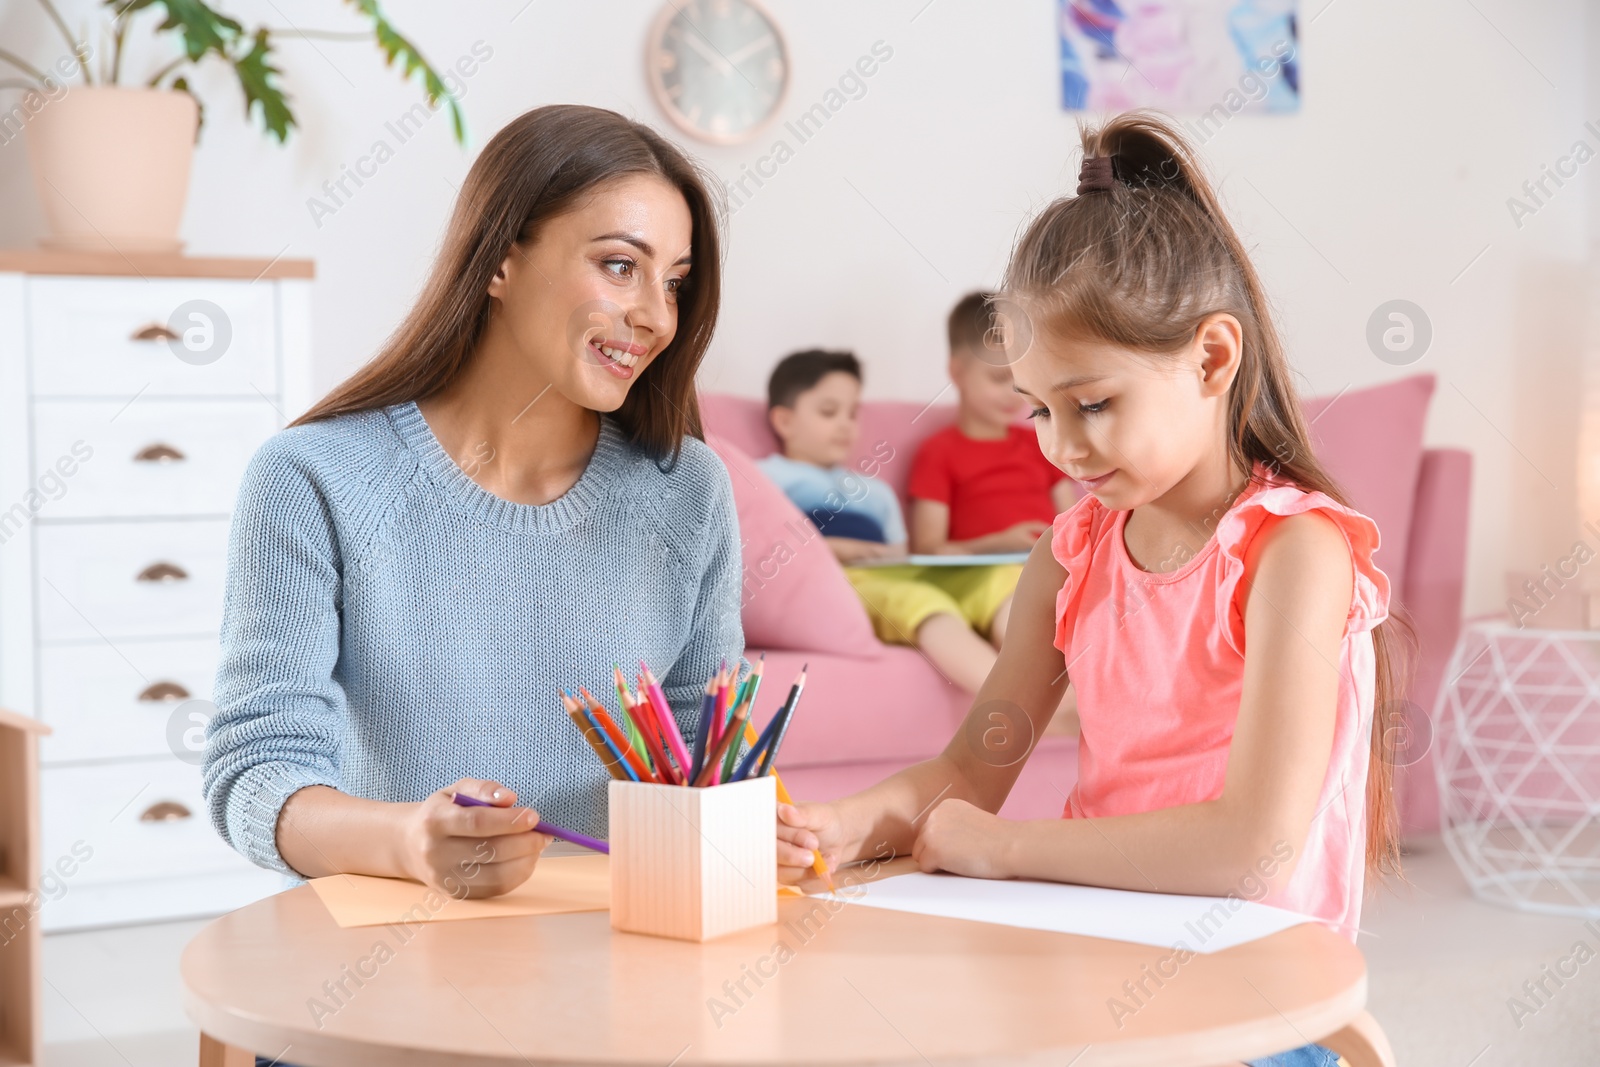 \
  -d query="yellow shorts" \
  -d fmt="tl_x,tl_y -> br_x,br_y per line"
843,564 -> 1023,646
